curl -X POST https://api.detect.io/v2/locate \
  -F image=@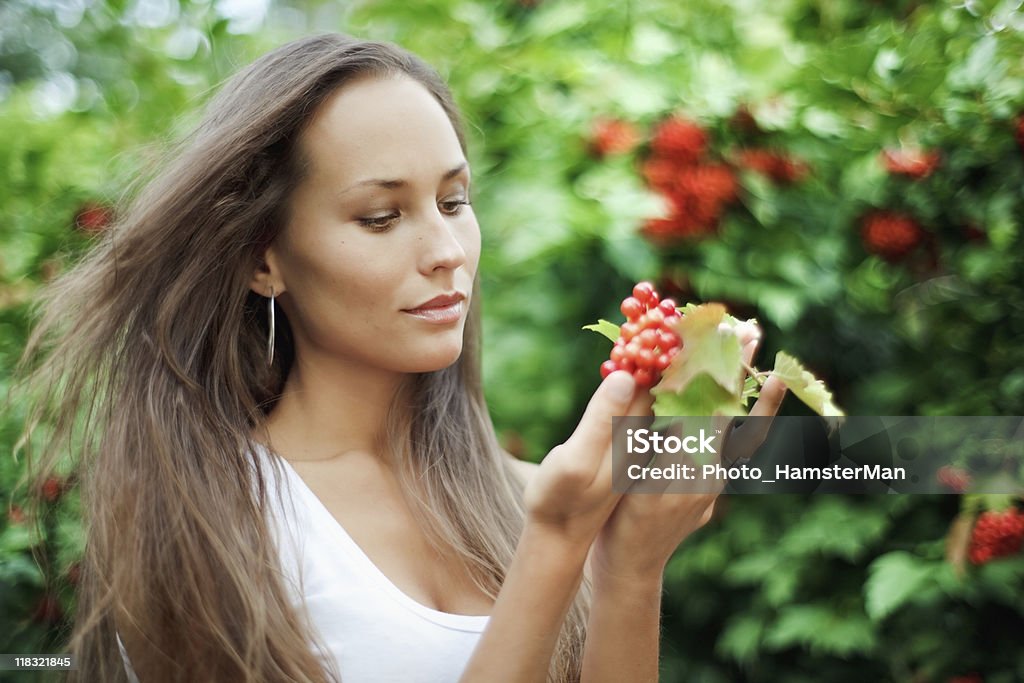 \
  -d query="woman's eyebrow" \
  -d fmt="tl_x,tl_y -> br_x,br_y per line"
339,162 -> 468,195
